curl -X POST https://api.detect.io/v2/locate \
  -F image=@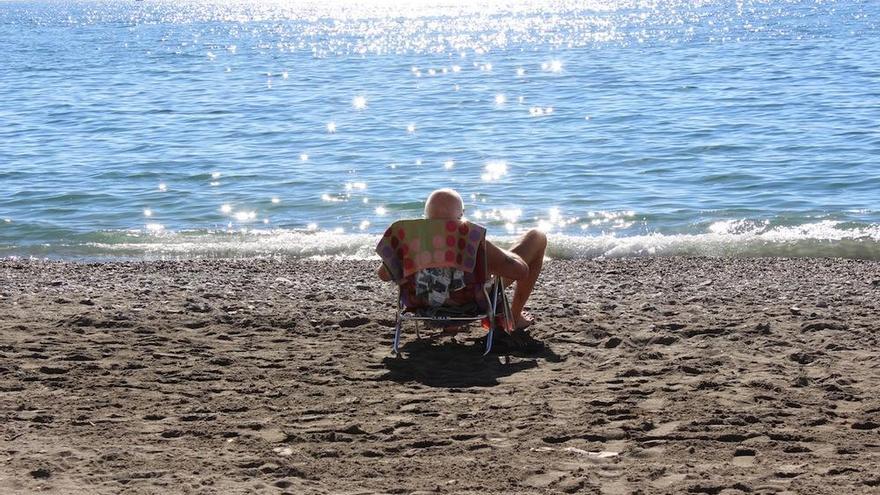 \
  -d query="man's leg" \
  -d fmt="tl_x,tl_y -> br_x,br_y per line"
485,229 -> 547,329
508,229 -> 546,327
